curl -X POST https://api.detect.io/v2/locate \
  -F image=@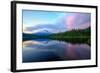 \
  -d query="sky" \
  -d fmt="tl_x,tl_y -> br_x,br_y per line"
23,10 -> 66,27
23,10 -> 91,34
